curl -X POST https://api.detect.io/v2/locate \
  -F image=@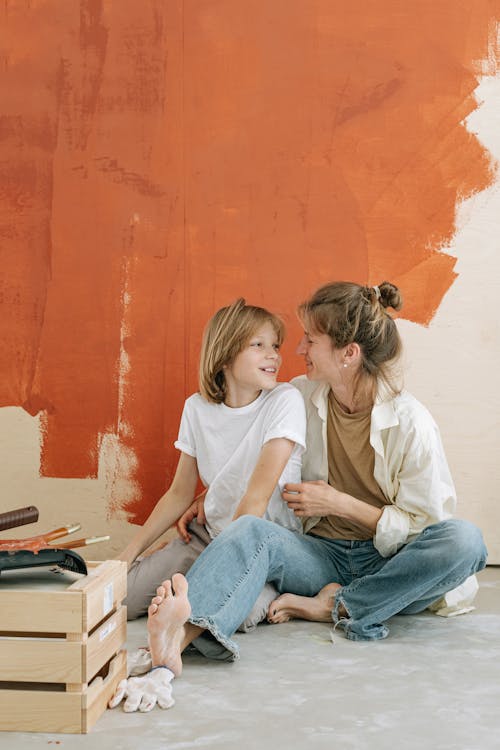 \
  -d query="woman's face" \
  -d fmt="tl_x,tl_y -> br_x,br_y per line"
296,328 -> 344,383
